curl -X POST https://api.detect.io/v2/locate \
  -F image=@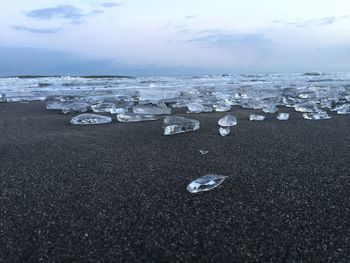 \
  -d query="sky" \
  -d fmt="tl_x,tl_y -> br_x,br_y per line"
0,0 -> 350,75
